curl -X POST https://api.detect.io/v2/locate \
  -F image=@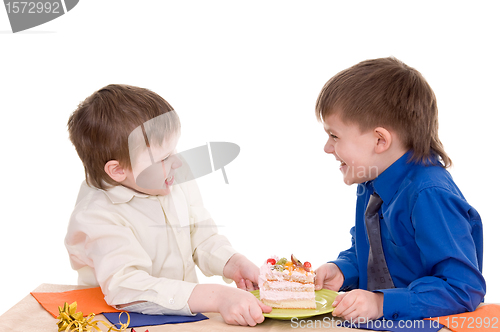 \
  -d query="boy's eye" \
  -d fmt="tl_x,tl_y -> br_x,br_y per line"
330,134 -> 339,141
